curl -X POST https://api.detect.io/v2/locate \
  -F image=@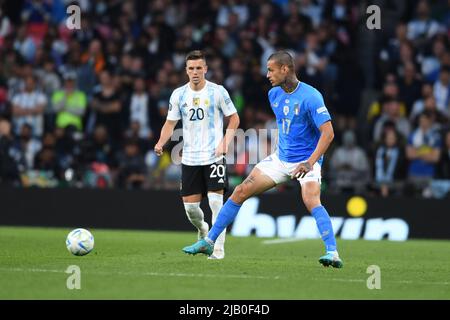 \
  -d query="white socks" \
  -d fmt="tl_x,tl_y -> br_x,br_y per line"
184,202 -> 209,239
208,193 -> 225,253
